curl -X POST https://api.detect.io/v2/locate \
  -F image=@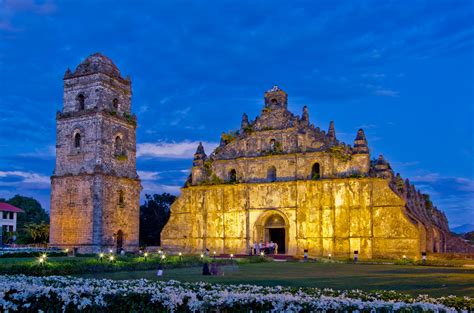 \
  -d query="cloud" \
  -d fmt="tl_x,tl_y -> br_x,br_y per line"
373,89 -> 400,97
137,140 -> 219,159
137,171 -> 160,181
141,181 -> 181,196
2,0 -> 57,15
18,145 -> 55,159
0,170 -> 50,188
